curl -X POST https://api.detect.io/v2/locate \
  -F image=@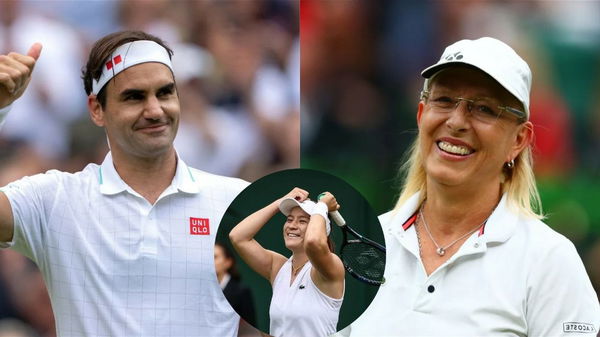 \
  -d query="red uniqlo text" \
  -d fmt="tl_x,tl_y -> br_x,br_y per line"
190,217 -> 210,235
